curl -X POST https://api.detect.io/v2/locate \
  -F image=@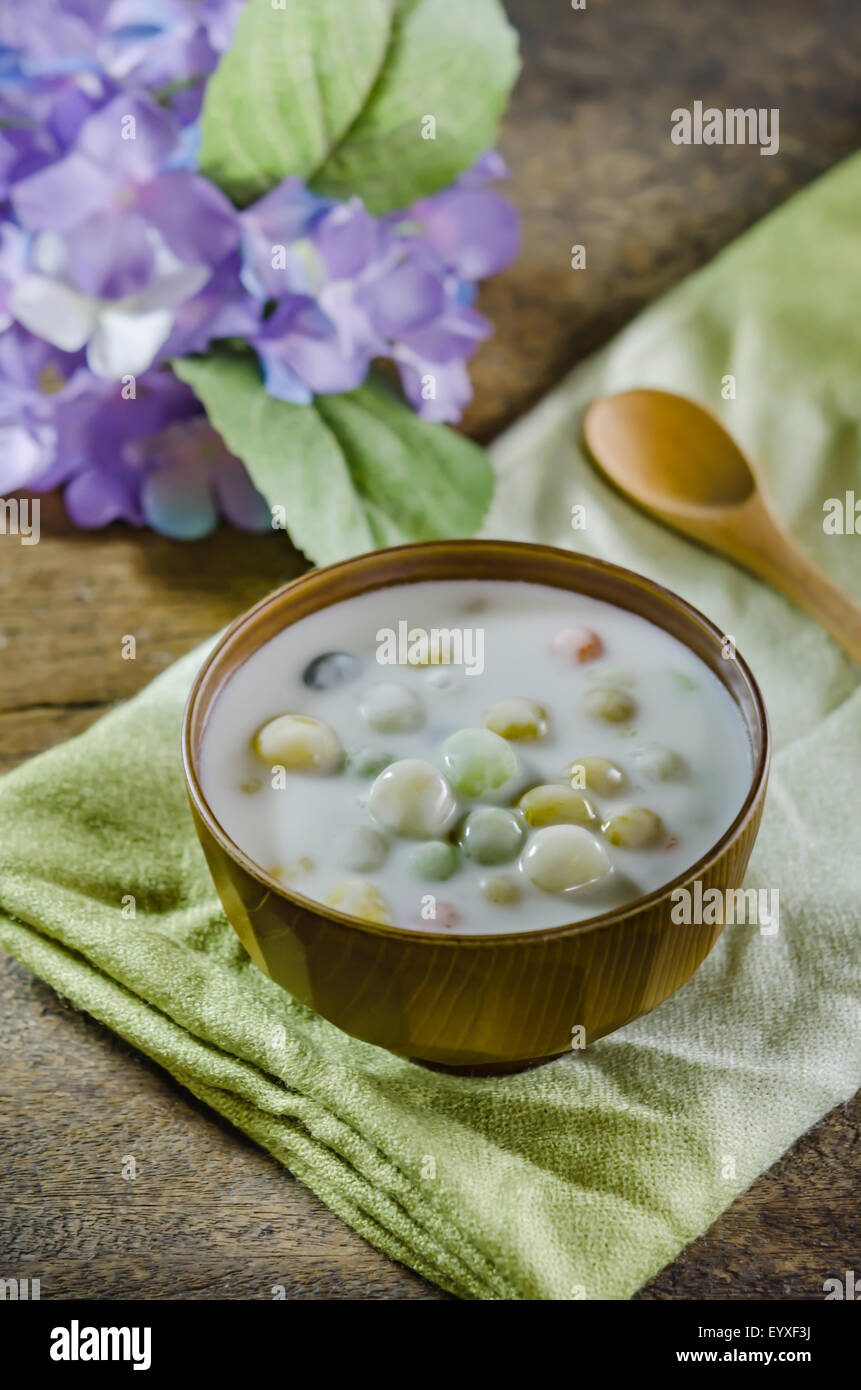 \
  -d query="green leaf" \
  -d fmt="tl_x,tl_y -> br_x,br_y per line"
309,0 -> 520,210
172,355 -> 494,565
200,0 -> 520,211
199,0 -> 392,207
